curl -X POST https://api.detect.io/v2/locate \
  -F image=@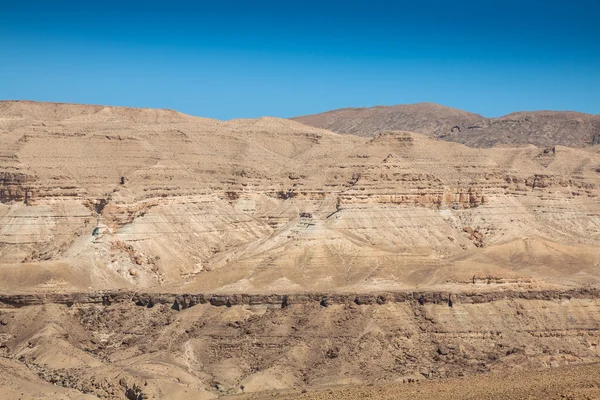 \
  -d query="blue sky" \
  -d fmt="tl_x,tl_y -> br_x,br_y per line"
1,0 -> 599,119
